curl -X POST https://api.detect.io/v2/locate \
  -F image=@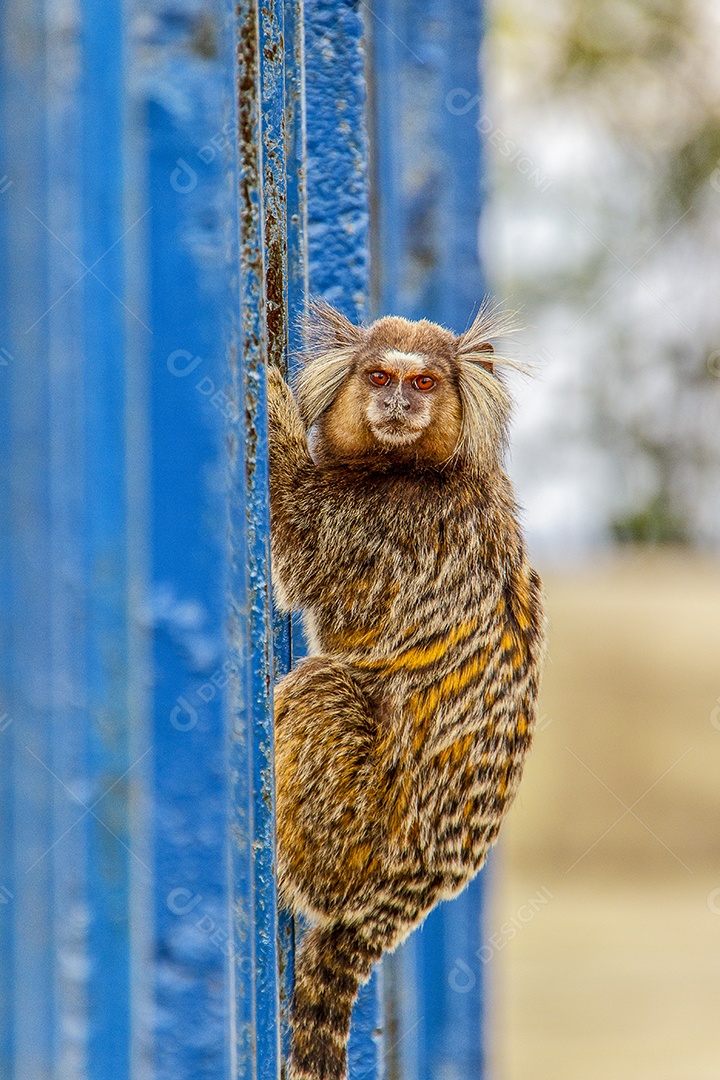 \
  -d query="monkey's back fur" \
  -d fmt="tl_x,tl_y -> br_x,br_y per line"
268,302 -> 545,1080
